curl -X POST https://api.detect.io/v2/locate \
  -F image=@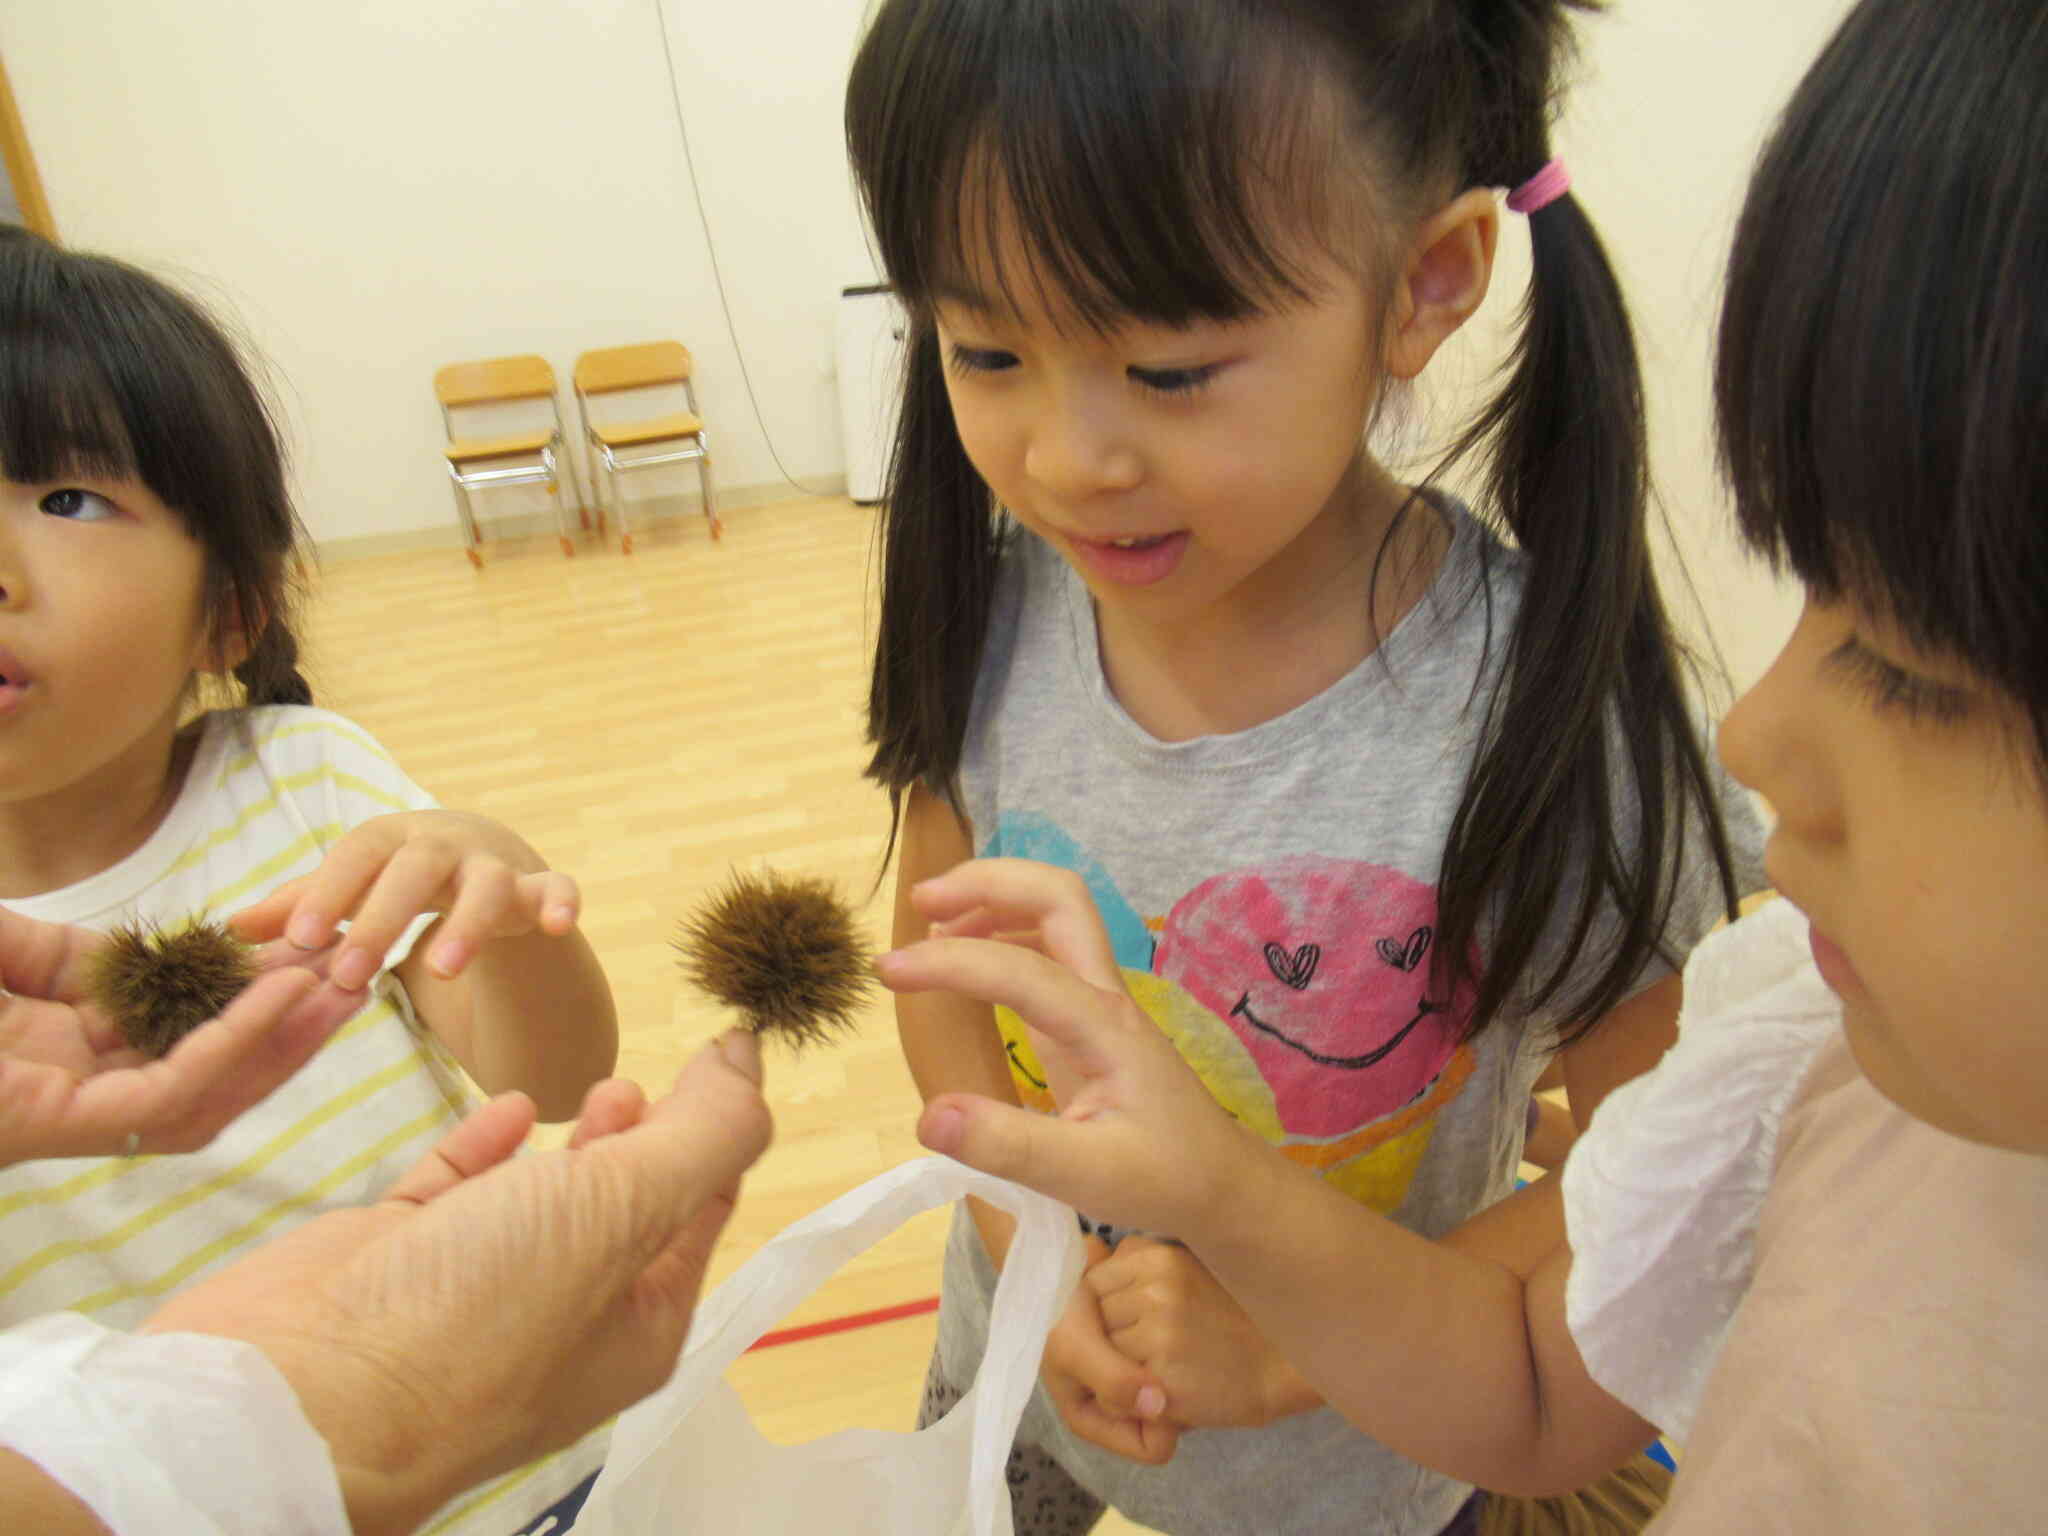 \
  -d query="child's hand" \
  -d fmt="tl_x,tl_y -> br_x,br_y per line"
231,811 -> 580,993
1040,1235 -> 1179,1465
1091,1237 -> 1314,1430
876,858 -> 1250,1242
